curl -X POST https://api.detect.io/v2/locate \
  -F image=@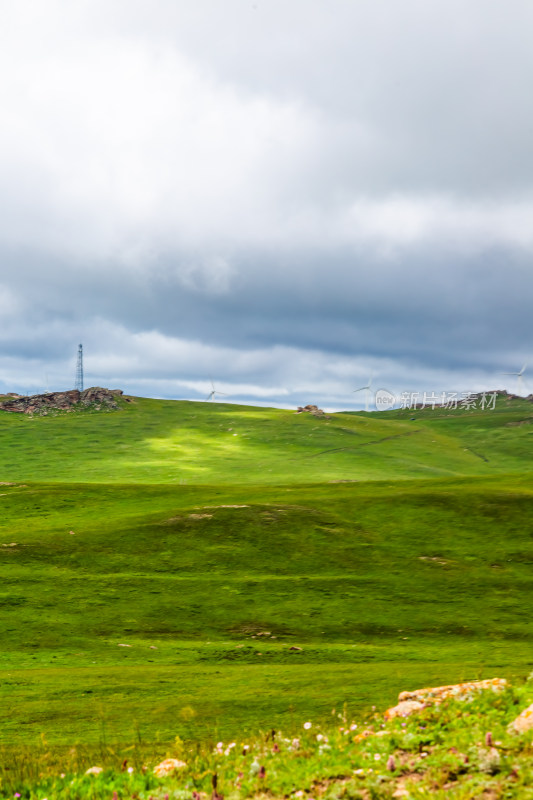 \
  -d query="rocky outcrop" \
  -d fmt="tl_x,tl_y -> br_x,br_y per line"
508,703 -> 533,734
0,387 -> 123,415
384,678 -> 508,719
296,404 -> 326,416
